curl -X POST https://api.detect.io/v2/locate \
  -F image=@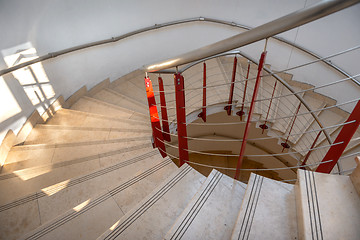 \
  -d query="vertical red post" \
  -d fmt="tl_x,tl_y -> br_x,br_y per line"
174,73 -> 189,166
235,51 -> 267,180
301,130 -> 322,169
198,62 -> 207,122
158,76 -> 171,142
281,103 -> 301,152
144,76 -> 167,157
237,62 -> 250,120
259,81 -> 278,133
225,56 -> 237,115
316,100 -> 360,173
